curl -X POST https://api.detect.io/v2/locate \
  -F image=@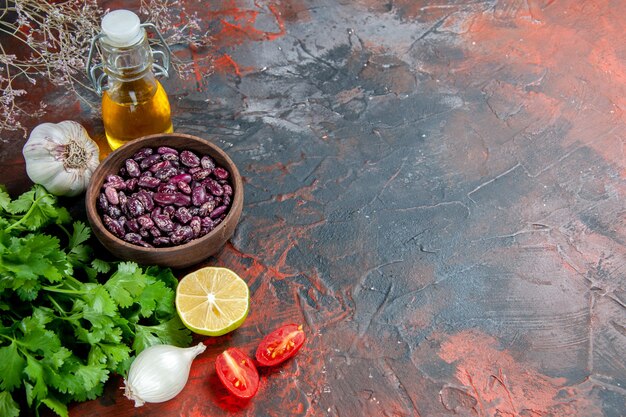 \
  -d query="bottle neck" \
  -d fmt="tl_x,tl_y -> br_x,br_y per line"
100,31 -> 154,82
